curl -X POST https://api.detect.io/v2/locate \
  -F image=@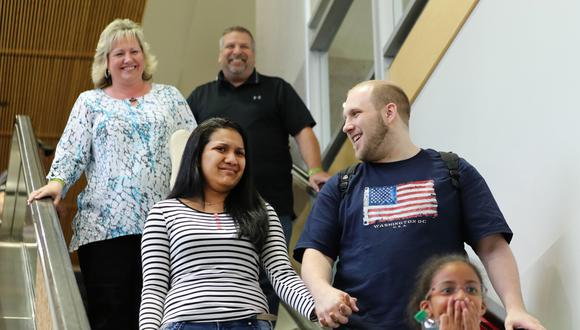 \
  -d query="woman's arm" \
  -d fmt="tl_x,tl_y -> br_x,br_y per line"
29,94 -> 93,204
139,205 -> 171,330
260,206 -> 316,319
46,93 -> 94,196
